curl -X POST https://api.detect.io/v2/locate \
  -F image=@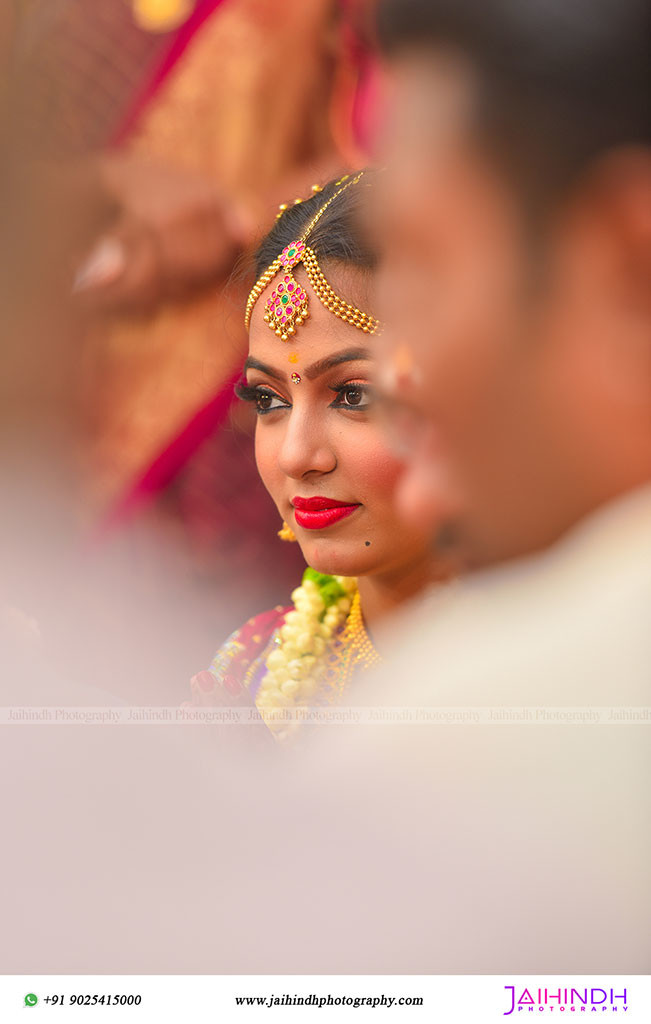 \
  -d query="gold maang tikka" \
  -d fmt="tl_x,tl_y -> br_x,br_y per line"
244,171 -> 382,342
